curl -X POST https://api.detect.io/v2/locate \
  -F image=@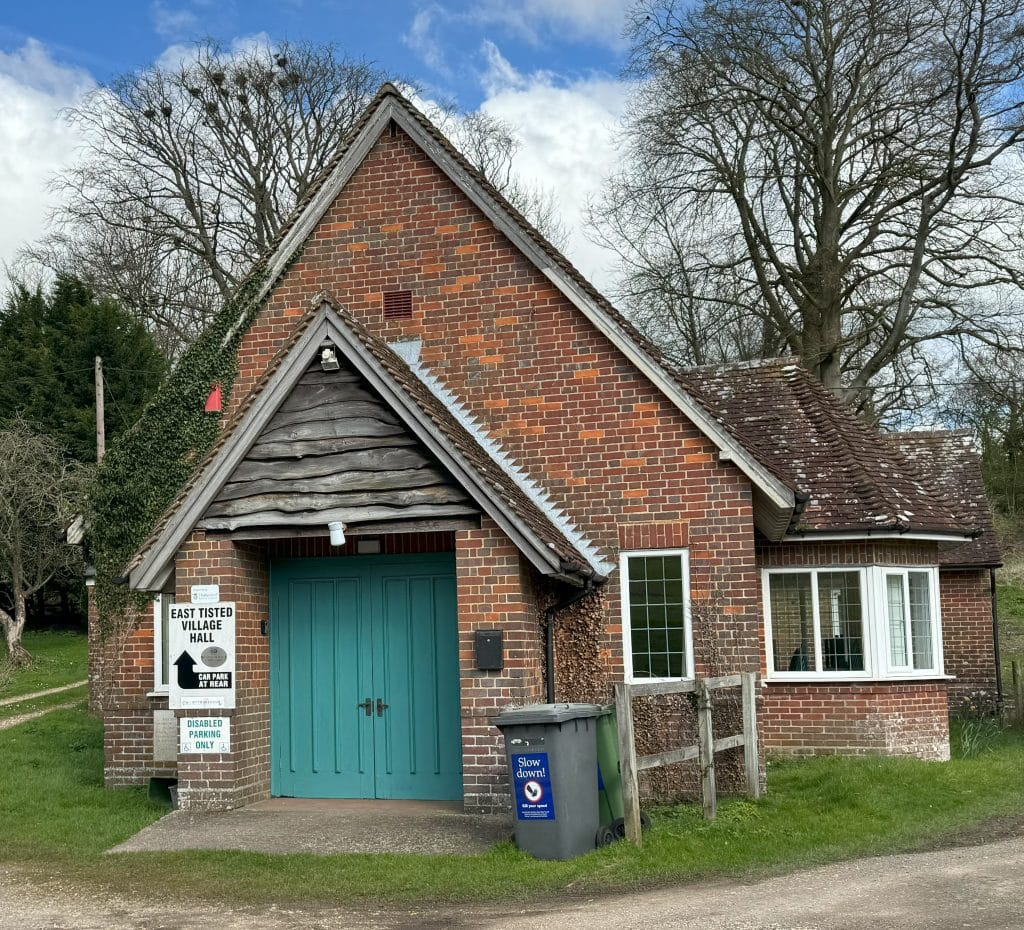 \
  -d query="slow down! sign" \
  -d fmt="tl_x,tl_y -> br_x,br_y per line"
168,602 -> 236,709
